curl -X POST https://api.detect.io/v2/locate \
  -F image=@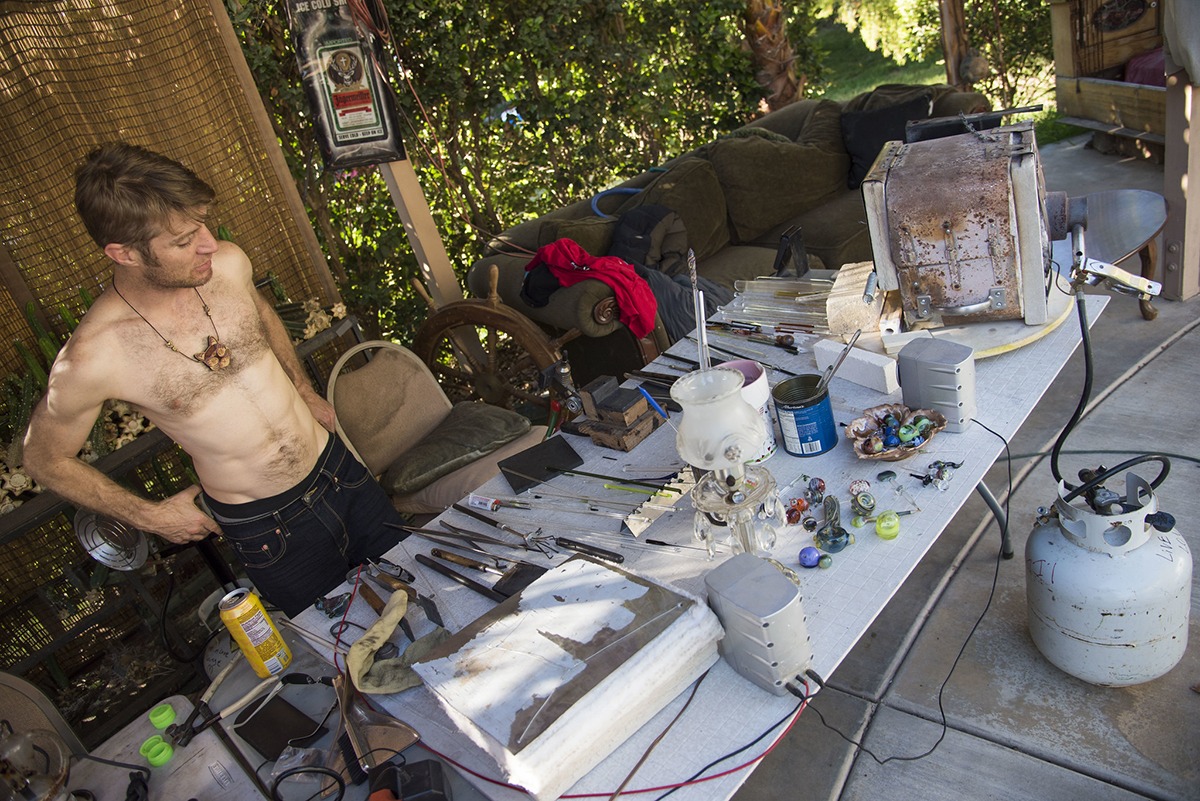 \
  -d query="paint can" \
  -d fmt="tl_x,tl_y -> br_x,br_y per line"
717,359 -> 776,462
772,374 -> 837,457
218,587 -> 292,678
